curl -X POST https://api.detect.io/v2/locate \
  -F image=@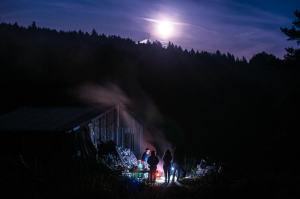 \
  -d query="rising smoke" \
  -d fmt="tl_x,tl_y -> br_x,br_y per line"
77,82 -> 173,159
